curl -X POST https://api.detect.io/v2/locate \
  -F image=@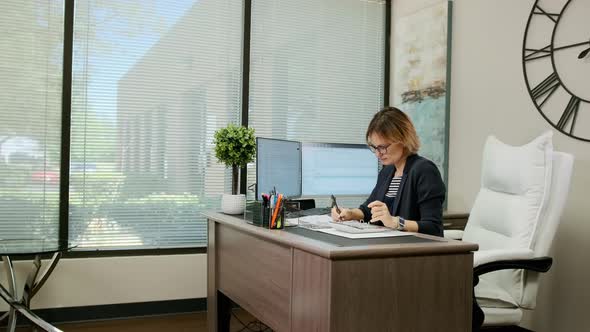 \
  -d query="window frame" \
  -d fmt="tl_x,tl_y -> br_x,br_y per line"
54,0 -> 391,257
